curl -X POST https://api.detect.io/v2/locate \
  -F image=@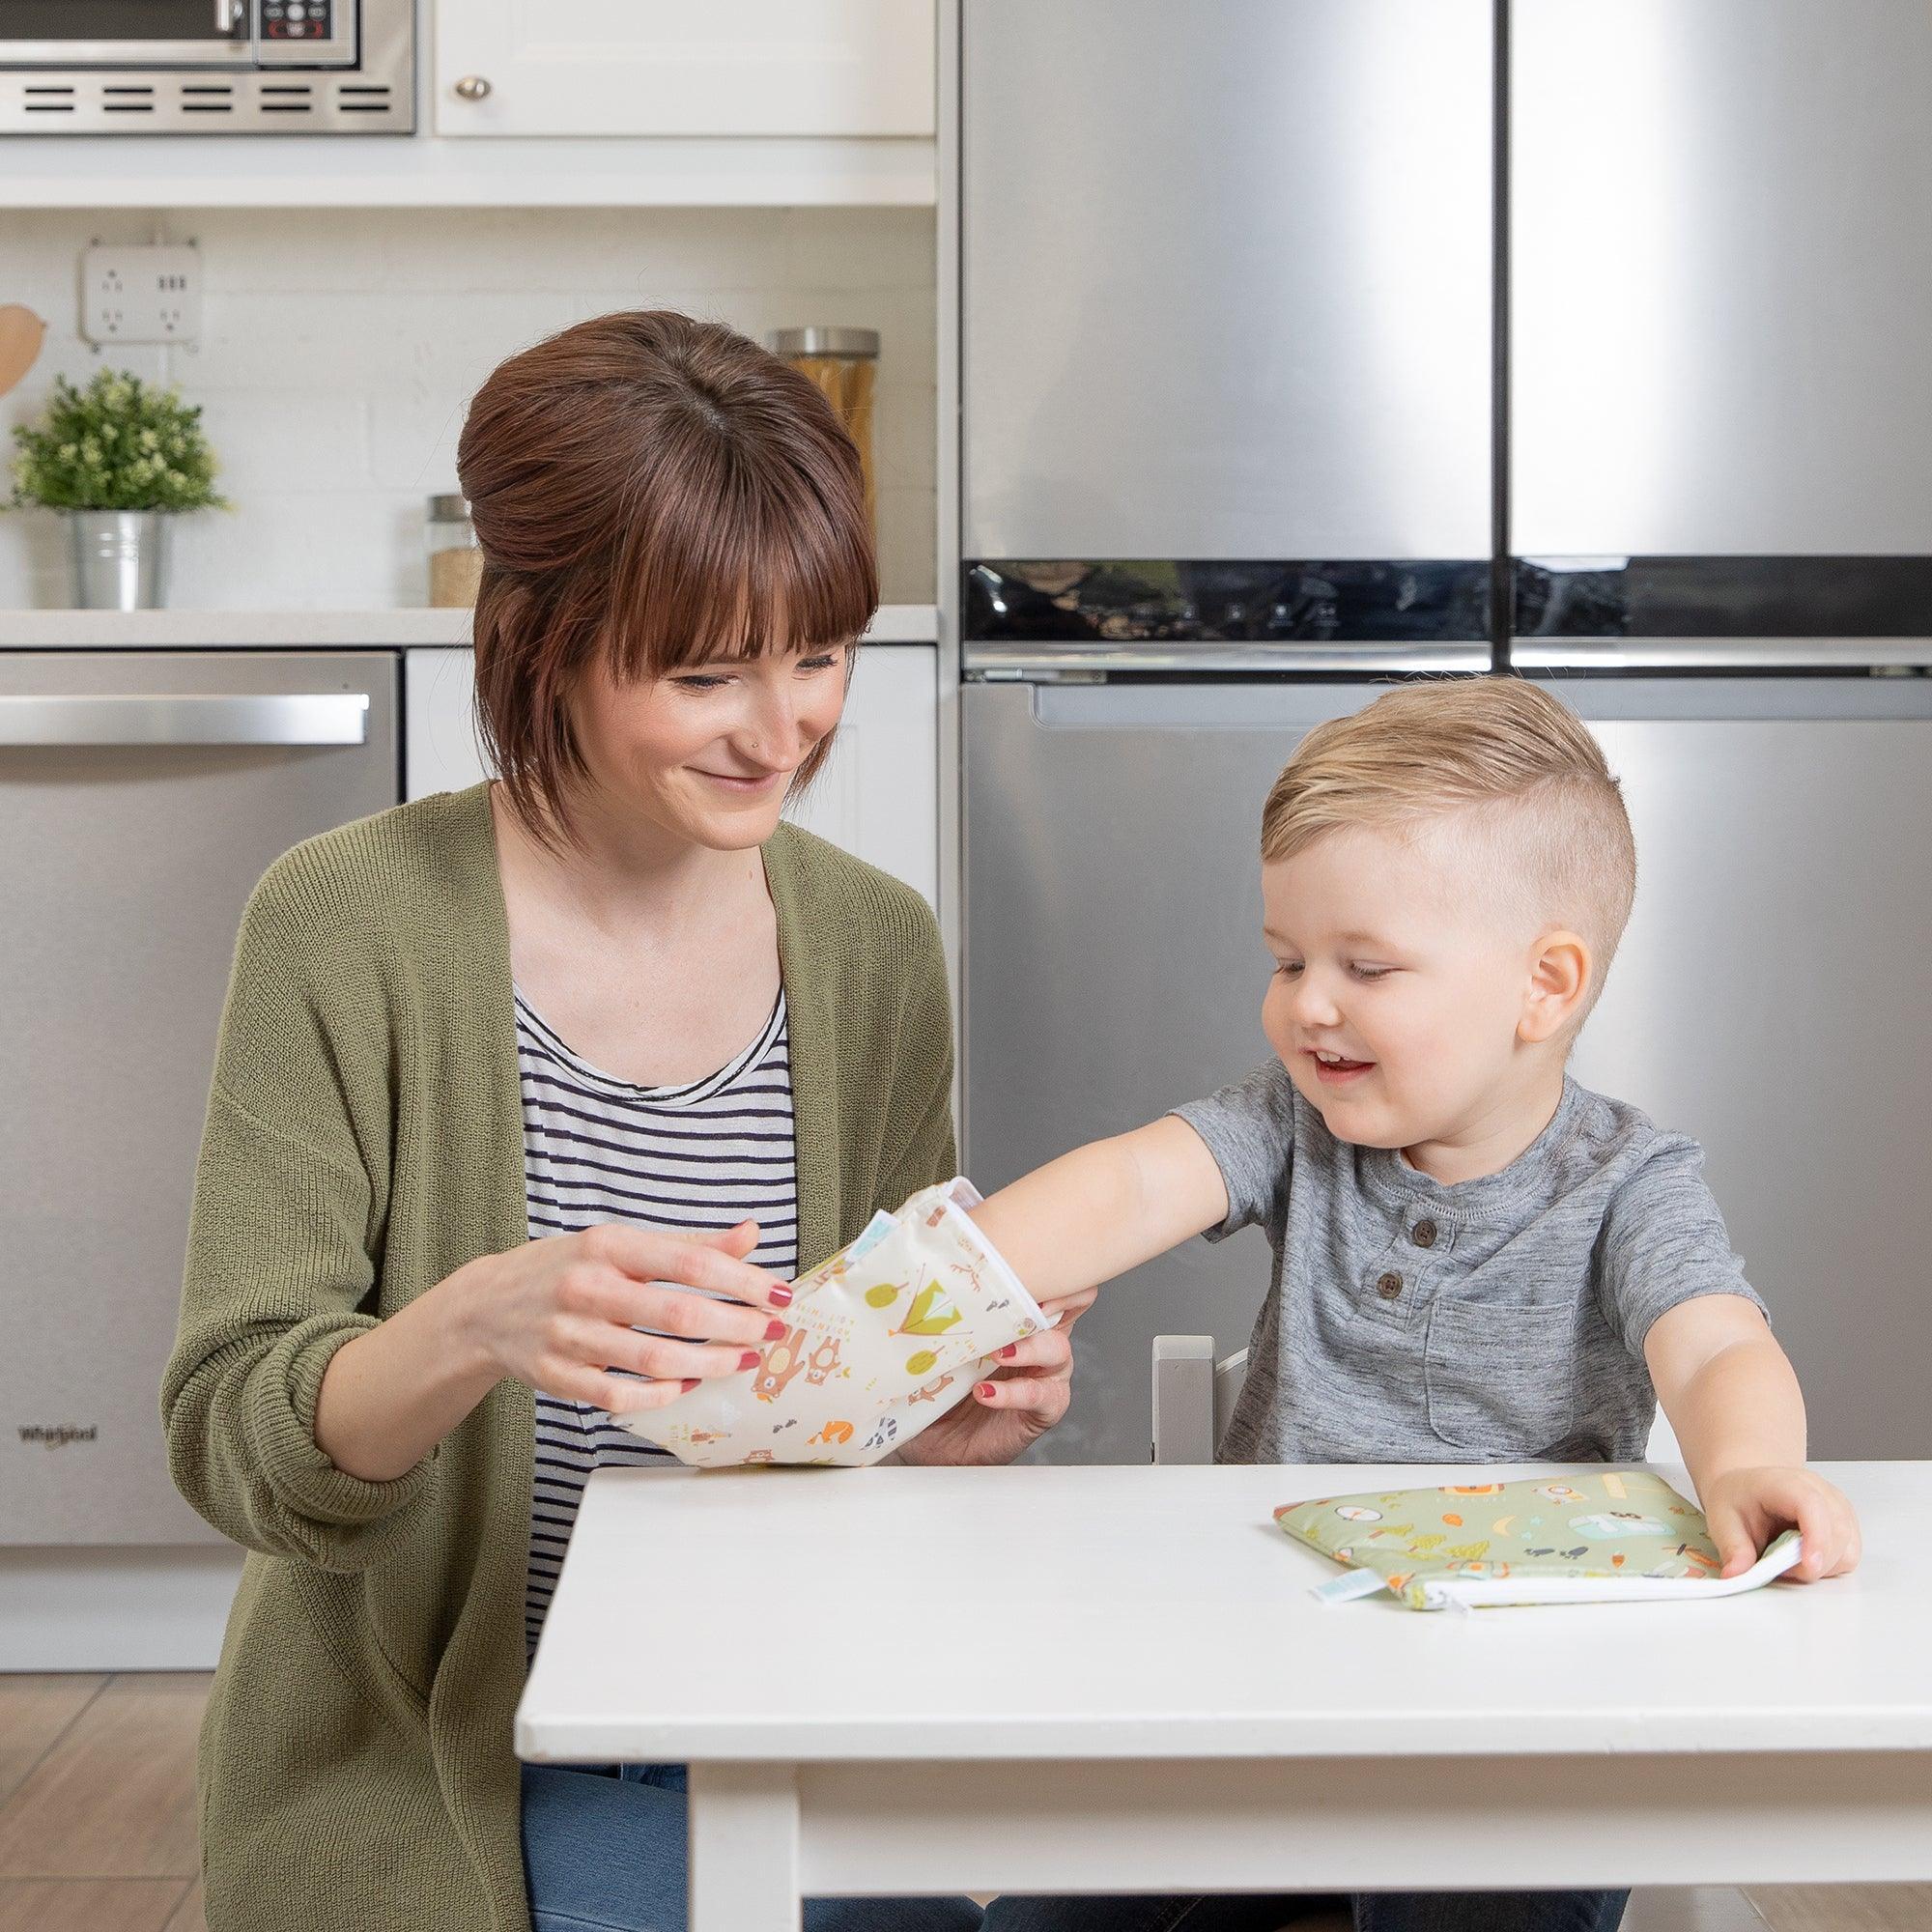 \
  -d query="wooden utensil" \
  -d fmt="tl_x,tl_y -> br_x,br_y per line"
0,305 -> 47,397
